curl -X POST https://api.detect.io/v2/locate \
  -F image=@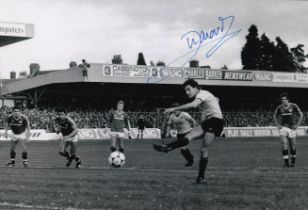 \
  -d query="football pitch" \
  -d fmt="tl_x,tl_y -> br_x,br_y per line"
0,137 -> 308,210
